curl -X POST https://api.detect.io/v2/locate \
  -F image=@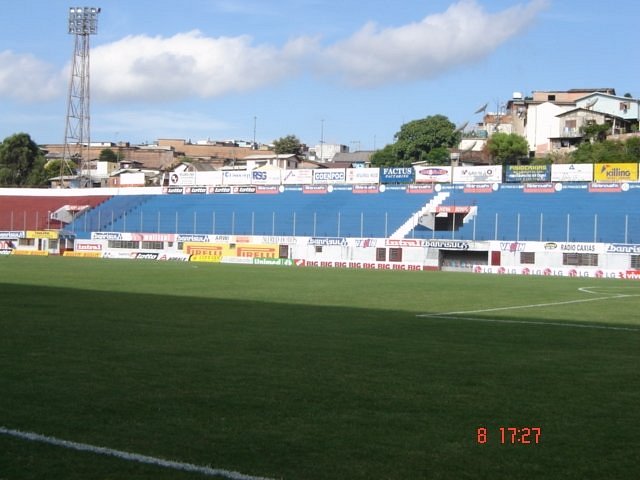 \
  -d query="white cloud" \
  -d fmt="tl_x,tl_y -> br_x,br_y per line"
0,50 -> 65,102
320,0 -> 548,87
0,1 -> 547,105
91,30 -> 317,102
